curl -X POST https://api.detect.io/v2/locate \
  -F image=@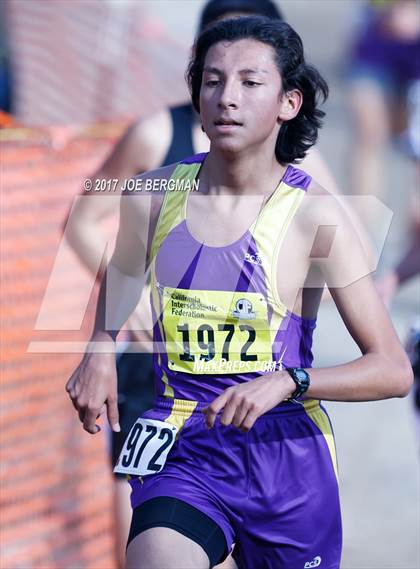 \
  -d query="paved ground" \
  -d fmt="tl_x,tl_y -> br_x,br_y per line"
151,2 -> 420,567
